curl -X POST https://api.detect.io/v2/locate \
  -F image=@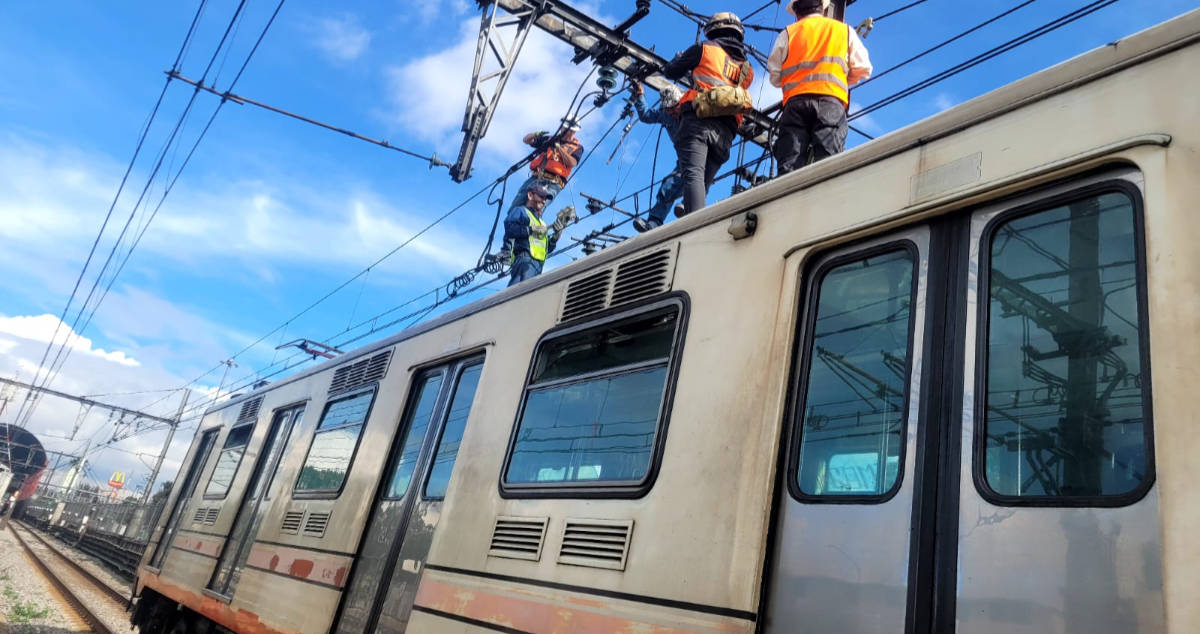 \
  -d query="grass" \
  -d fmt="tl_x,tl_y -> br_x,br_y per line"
7,599 -> 53,623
